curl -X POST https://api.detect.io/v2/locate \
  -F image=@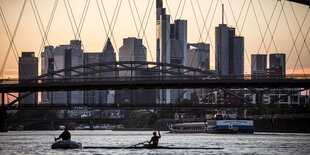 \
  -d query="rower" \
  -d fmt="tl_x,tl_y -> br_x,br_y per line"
55,127 -> 71,141
148,131 -> 161,146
